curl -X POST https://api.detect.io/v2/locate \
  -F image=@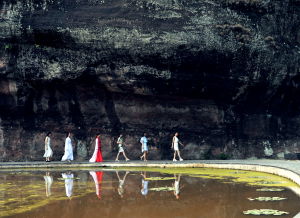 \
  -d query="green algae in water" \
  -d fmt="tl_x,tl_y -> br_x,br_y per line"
243,209 -> 289,216
229,171 -> 248,174
114,167 -> 298,188
256,188 -> 285,192
247,197 -> 287,201
0,173 -> 96,218
145,177 -> 175,181
149,186 -> 175,191
57,177 -> 80,180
